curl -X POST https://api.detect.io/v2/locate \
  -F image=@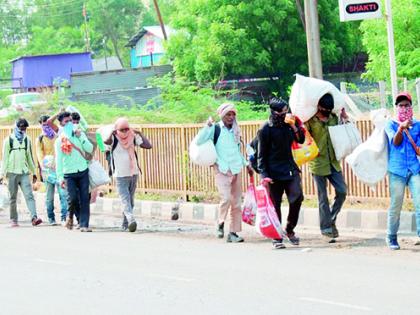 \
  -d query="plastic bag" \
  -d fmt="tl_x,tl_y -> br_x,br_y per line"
189,137 -> 217,167
345,109 -> 390,189
292,128 -> 319,166
289,74 -> 346,123
242,176 -> 257,226
329,122 -> 362,161
255,185 -> 283,240
0,184 -> 10,210
89,160 -> 111,190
